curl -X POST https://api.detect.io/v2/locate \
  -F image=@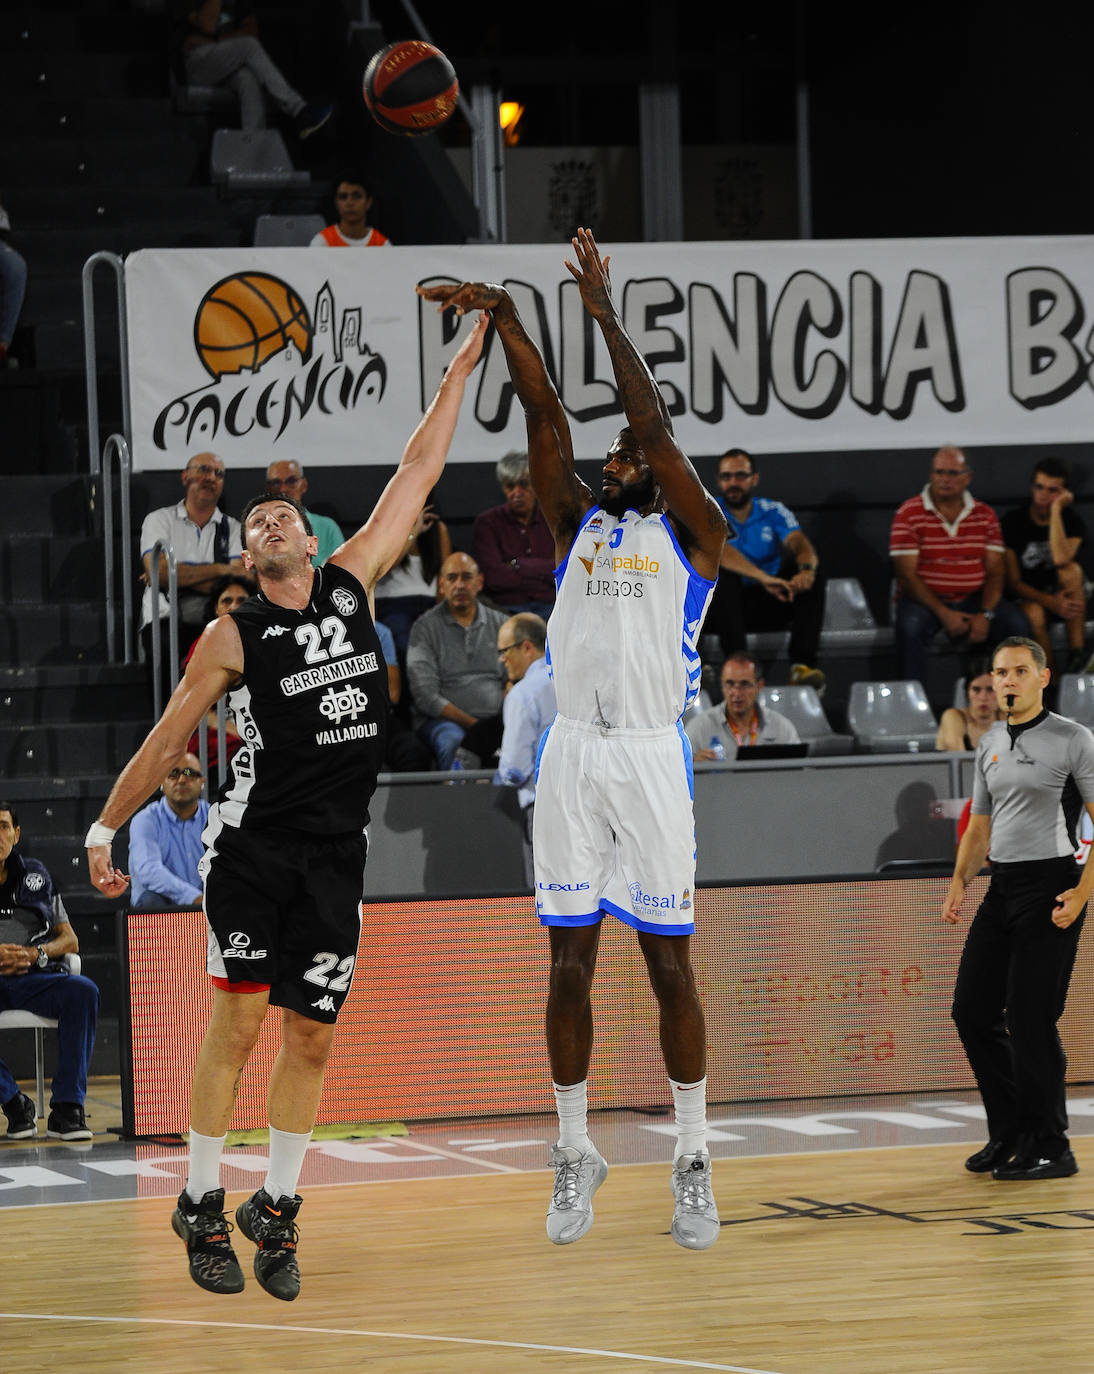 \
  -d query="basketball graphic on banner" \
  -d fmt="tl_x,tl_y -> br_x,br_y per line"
193,272 -> 312,378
